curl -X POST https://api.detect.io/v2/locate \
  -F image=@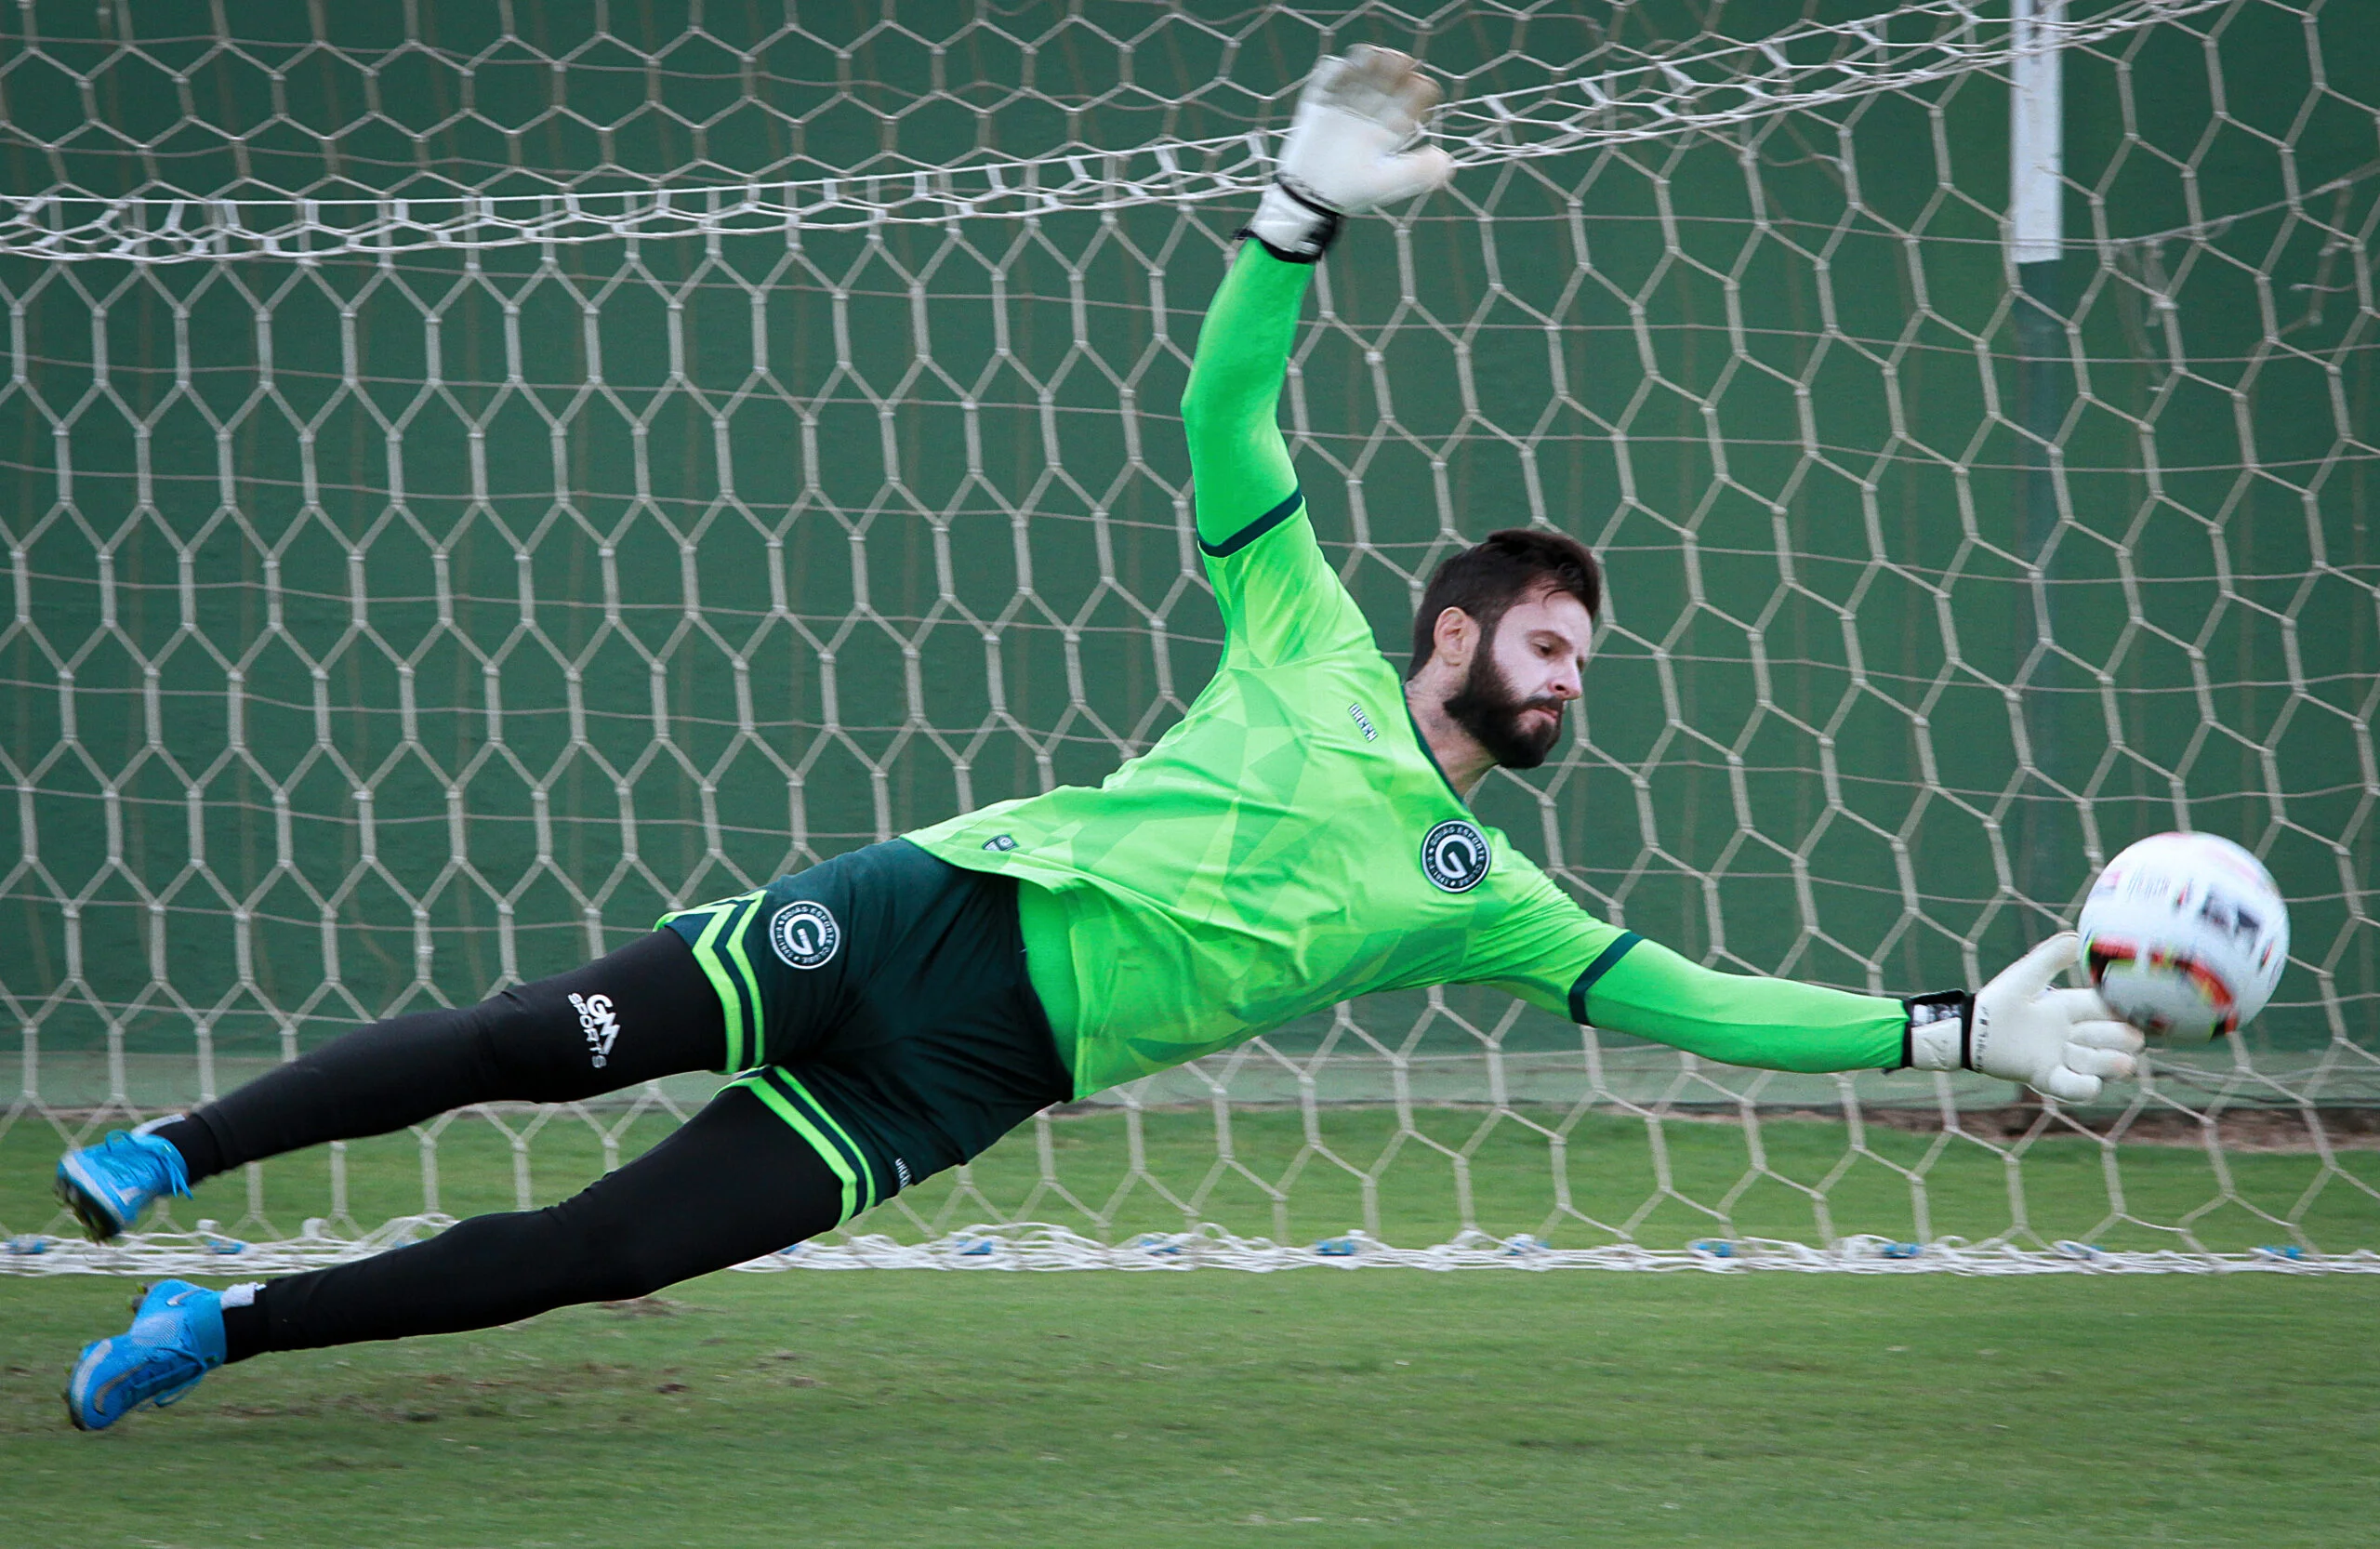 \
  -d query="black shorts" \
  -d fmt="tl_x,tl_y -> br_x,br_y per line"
657,840 -> 1071,1223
